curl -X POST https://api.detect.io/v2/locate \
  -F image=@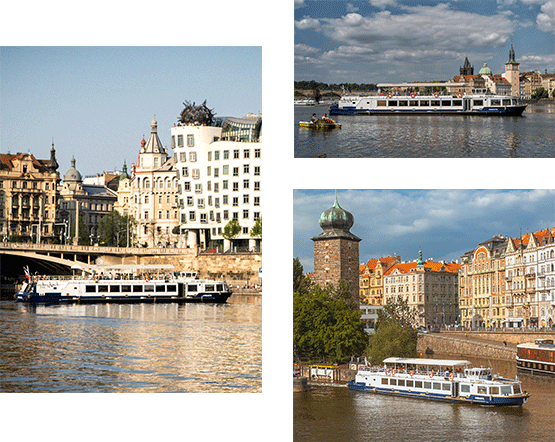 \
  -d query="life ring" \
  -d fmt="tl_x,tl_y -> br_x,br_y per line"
391,369 -> 395,376
429,371 -> 434,379
410,93 -> 416,98
433,93 -> 439,98
449,373 -> 454,381
409,371 -> 414,377
387,93 -> 392,99
457,92 -> 463,98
